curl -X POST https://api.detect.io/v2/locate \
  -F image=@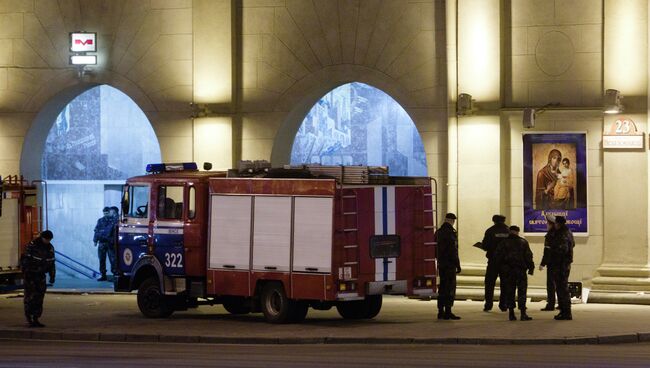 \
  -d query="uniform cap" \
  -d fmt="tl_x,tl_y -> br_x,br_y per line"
555,216 -> 566,224
546,214 -> 556,223
445,213 -> 457,220
492,214 -> 506,223
40,230 -> 53,240
509,225 -> 520,232
102,206 -> 110,212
